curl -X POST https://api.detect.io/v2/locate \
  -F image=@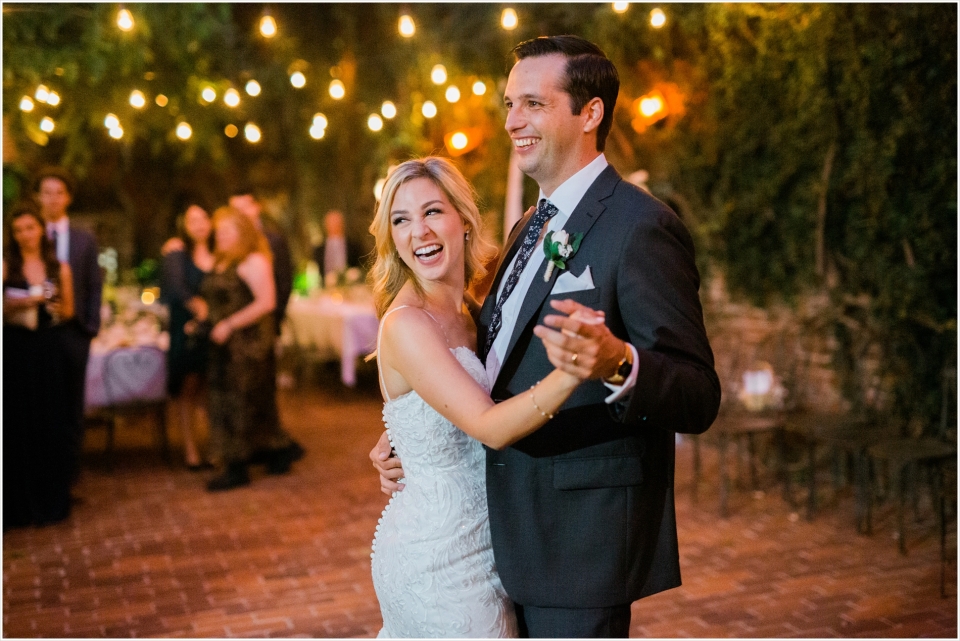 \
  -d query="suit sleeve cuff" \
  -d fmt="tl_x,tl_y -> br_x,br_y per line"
603,343 -> 639,404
